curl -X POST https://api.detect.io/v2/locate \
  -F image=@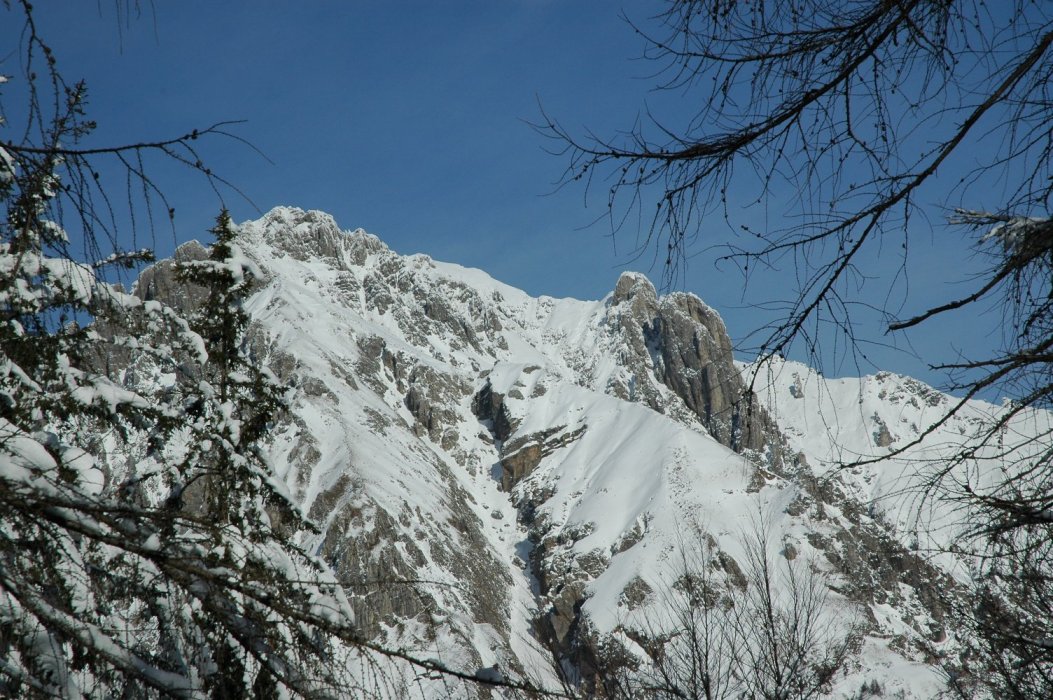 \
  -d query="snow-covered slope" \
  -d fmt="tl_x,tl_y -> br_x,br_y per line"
137,206 -> 1046,697
750,355 -> 1053,553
